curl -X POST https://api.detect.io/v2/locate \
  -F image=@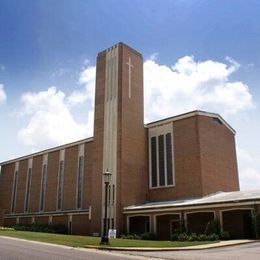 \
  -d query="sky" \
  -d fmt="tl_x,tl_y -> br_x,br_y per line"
0,0 -> 260,190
